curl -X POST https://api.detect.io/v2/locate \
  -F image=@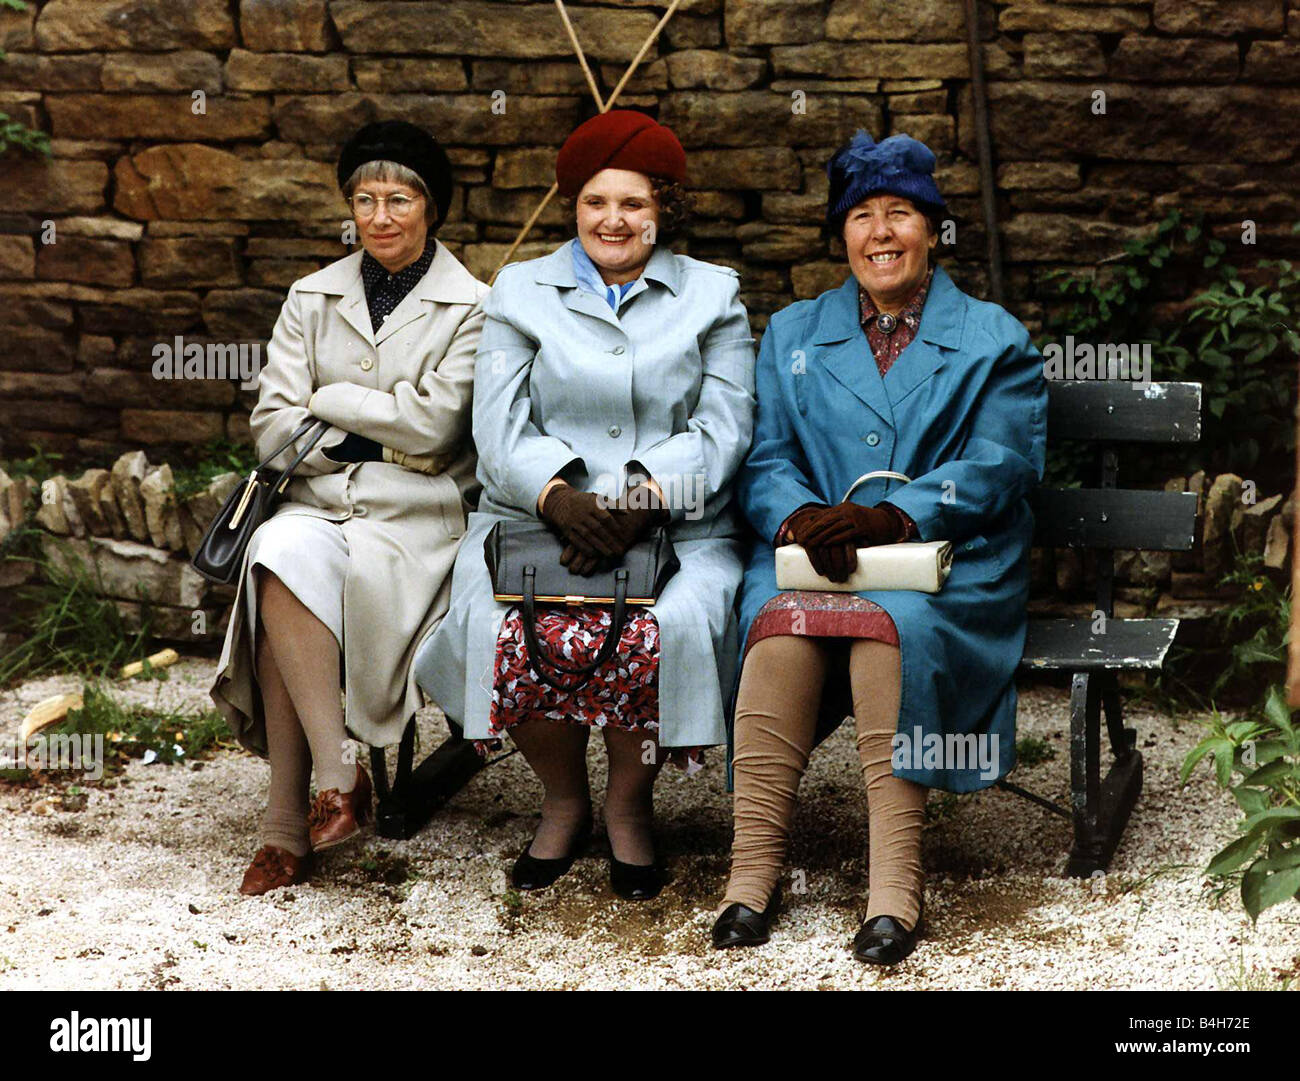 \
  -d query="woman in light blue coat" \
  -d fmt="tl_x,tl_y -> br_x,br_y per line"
415,112 -> 755,901
712,133 -> 1047,963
